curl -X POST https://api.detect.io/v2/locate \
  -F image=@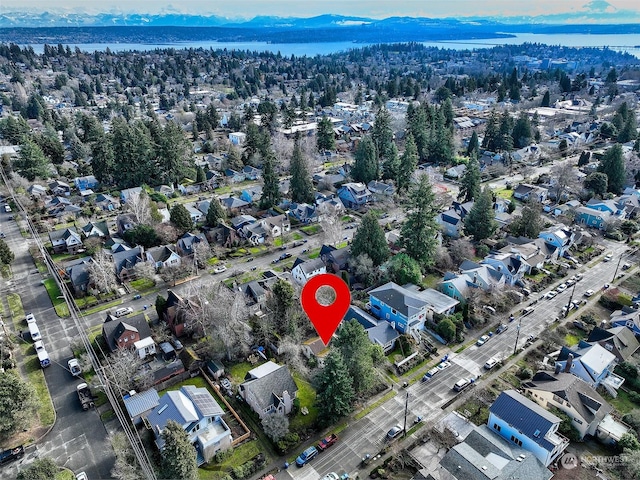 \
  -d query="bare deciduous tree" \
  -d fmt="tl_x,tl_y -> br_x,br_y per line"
192,241 -> 212,270
133,261 -> 156,282
448,238 -> 476,265
550,163 -> 580,202
261,412 -> 290,442
87,250 -> 117,294
97,347 -> 154,395
126,191 -> 152,225
318,203 -> 343,246
108,431 -> 144,480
